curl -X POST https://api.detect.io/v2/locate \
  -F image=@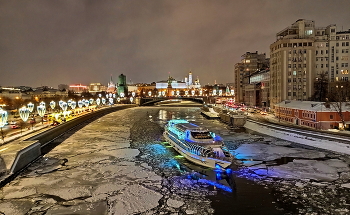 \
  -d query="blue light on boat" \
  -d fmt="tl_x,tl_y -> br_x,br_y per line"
216,172 -> 222,180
